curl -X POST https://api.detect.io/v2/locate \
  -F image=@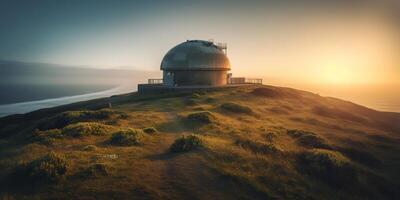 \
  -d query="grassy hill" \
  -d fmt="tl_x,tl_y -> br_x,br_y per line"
0,85 -> 399,199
